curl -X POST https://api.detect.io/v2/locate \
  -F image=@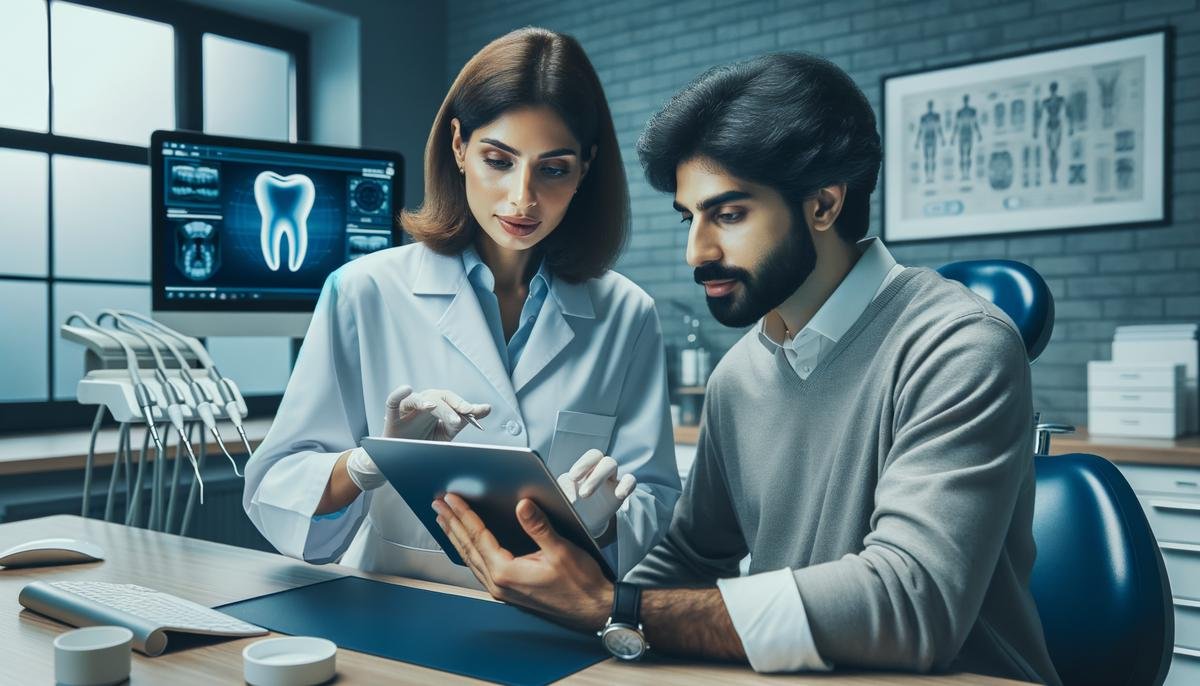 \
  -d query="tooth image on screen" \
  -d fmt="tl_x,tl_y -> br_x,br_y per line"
255,171 -> 315,272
